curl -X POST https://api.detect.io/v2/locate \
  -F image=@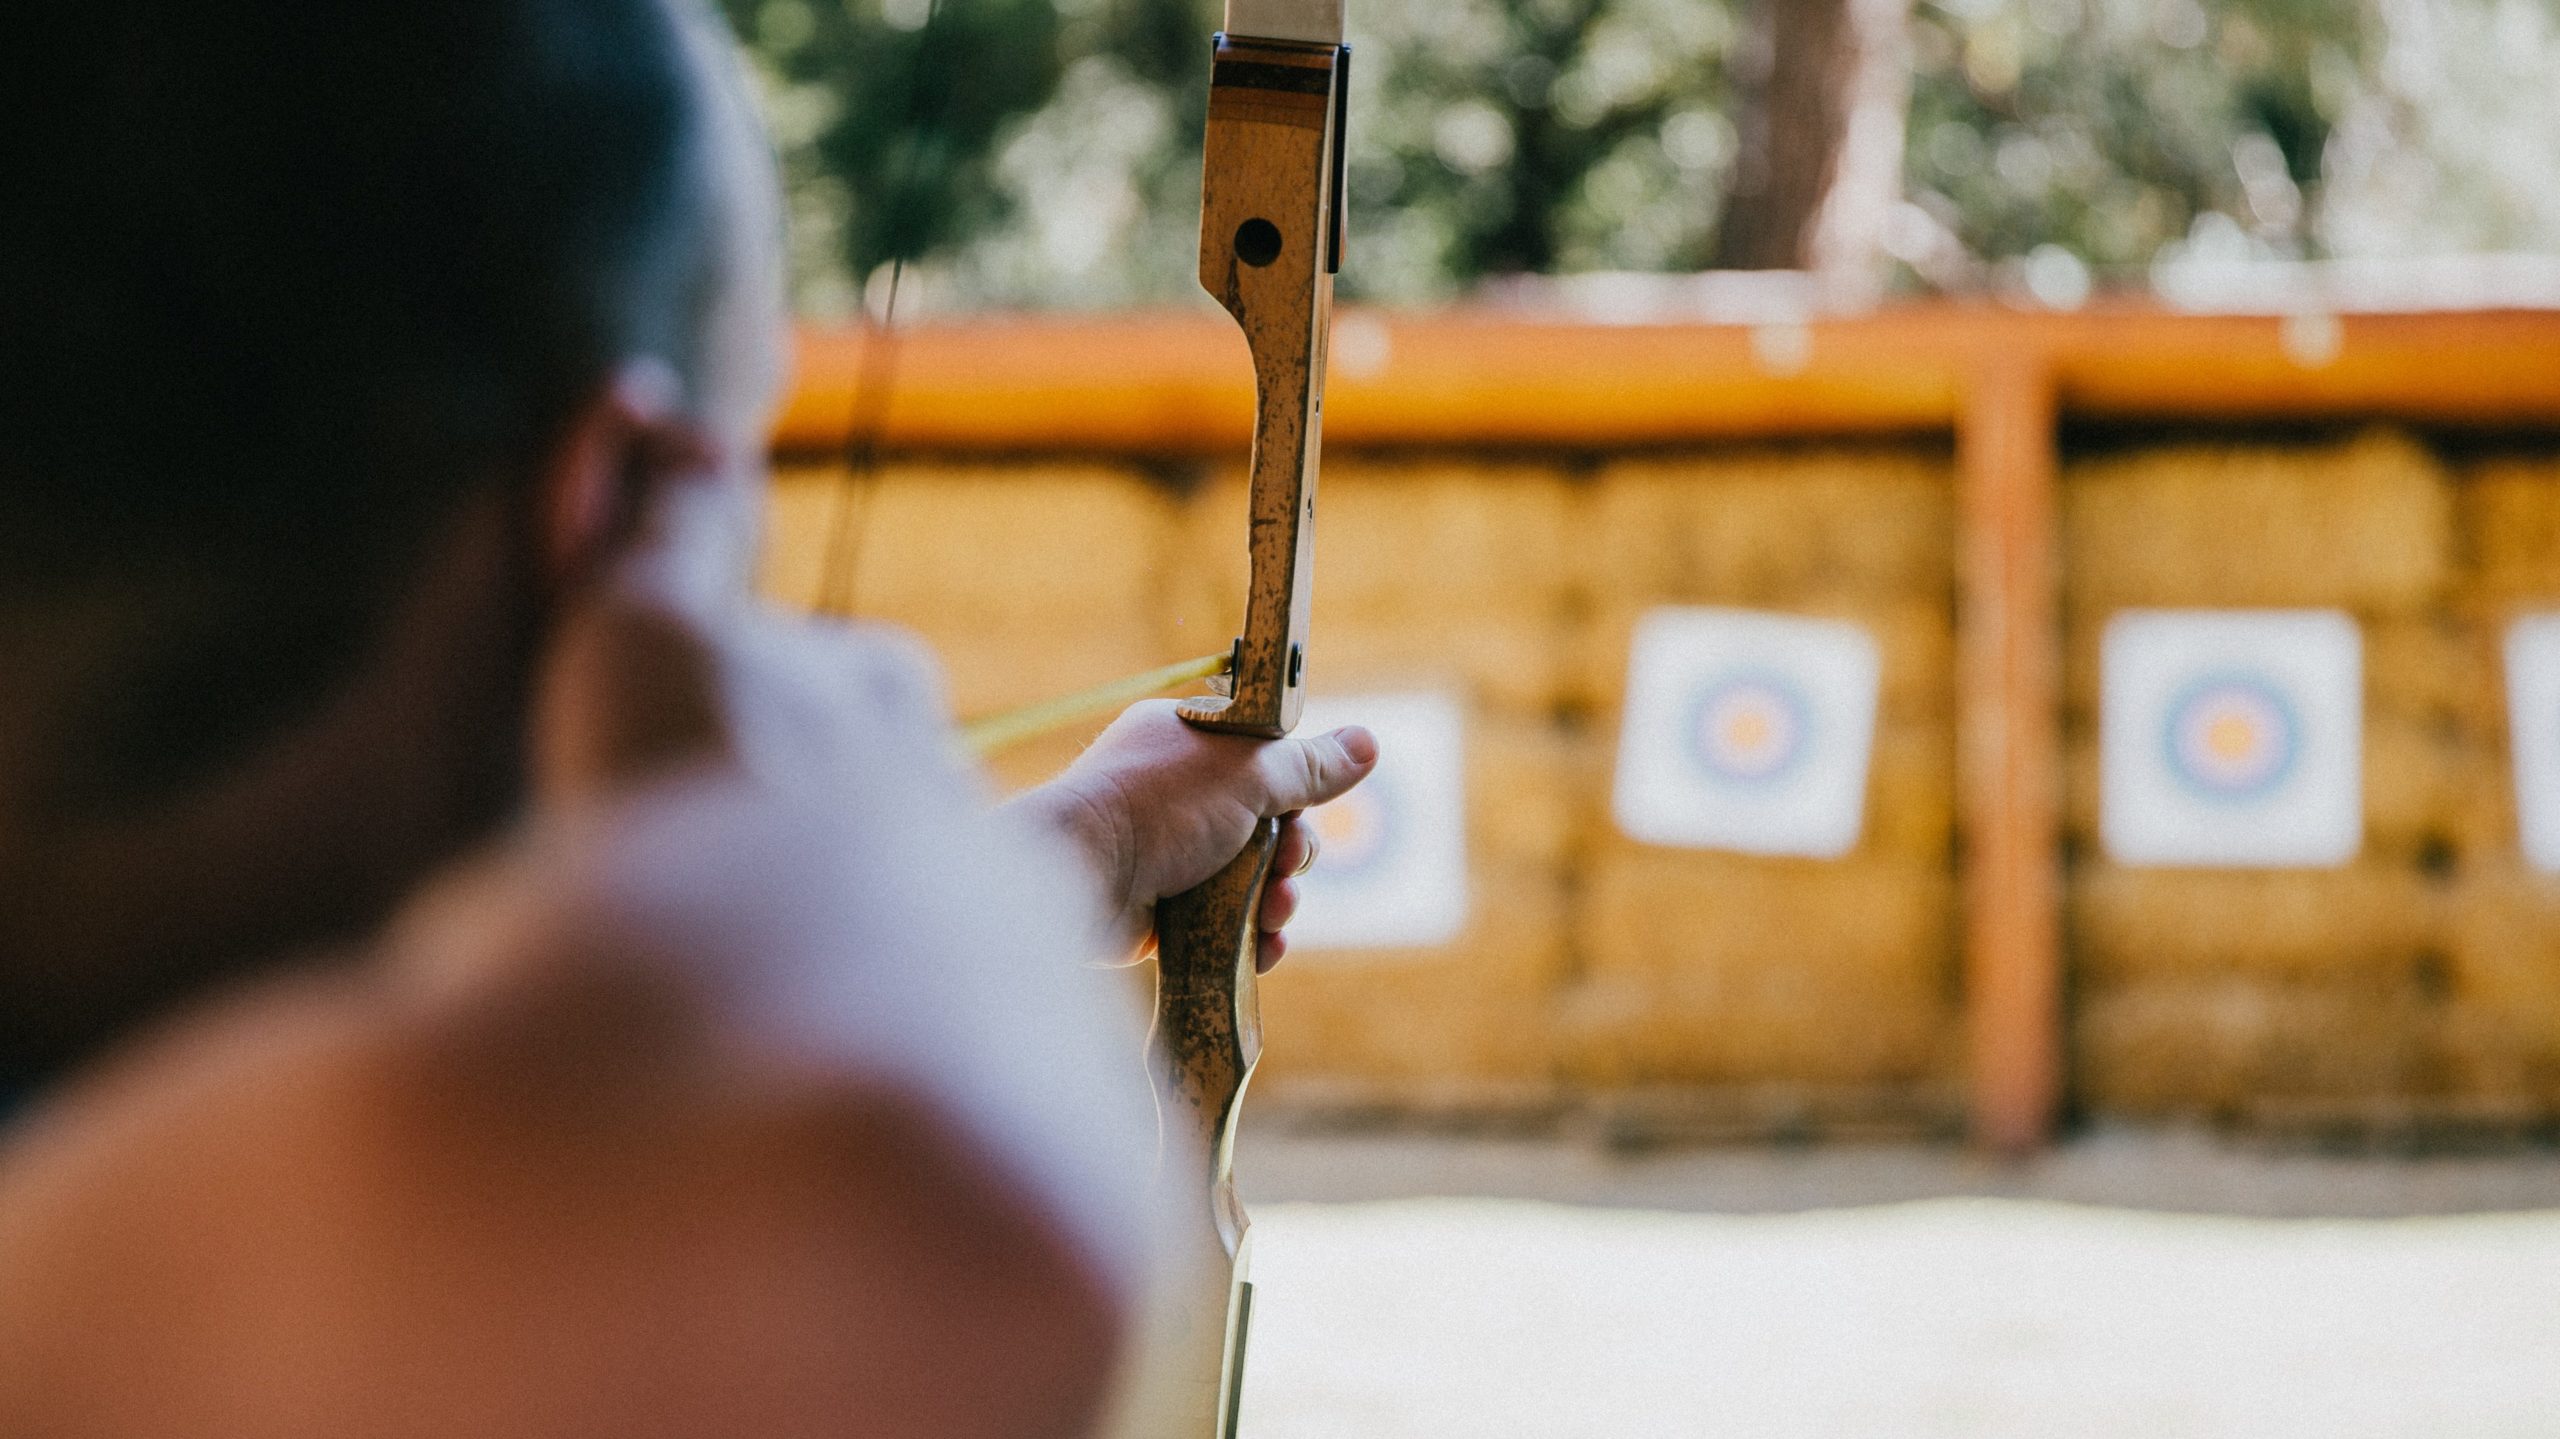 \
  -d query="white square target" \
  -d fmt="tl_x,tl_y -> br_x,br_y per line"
2503,614 -> 2560,873
2100,609 -> 2363,868
1611,607 -> 1882,858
